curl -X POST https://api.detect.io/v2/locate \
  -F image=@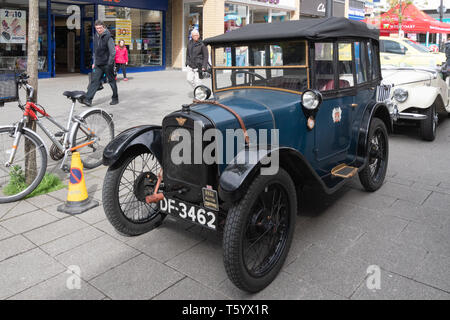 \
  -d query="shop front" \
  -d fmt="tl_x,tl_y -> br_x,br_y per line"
172,0 -> 297,69
0,0 -> 168,78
